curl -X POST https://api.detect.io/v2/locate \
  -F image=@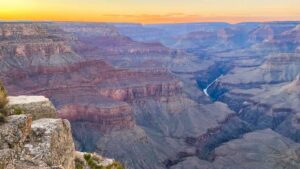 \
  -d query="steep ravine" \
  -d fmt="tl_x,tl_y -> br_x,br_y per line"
190,64 -> 300,169
165,115 -> 251,168
196,61 -> 231,90
165,73 -> 255,169
165,61 -> 262,168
